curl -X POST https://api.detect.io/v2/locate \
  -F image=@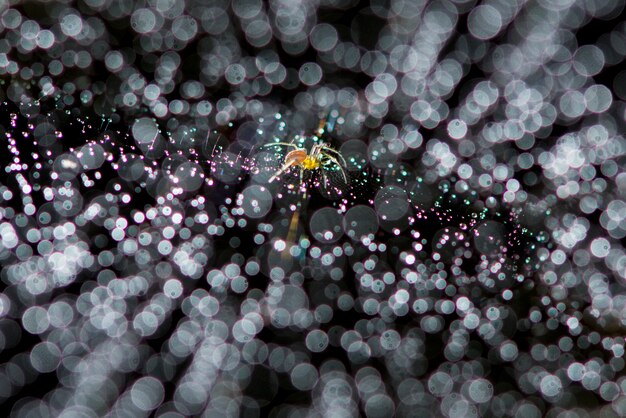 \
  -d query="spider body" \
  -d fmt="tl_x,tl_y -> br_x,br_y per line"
285,149 -> 320,171
262,141 -> 348,192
